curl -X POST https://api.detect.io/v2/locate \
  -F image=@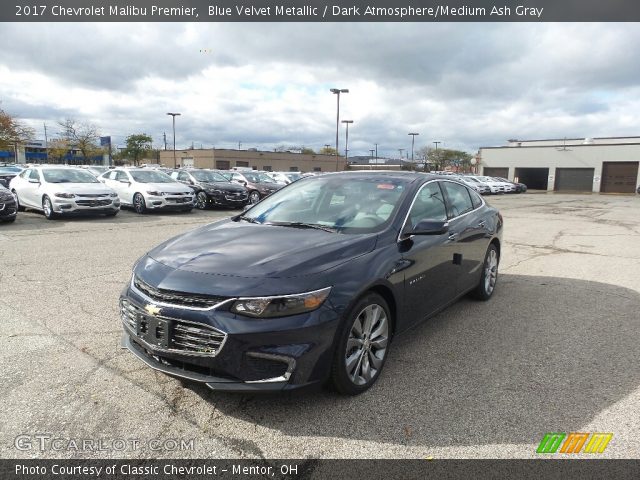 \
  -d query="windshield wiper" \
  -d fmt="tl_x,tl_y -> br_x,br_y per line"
267,221 -> 338,233
237,215 -> 260,224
